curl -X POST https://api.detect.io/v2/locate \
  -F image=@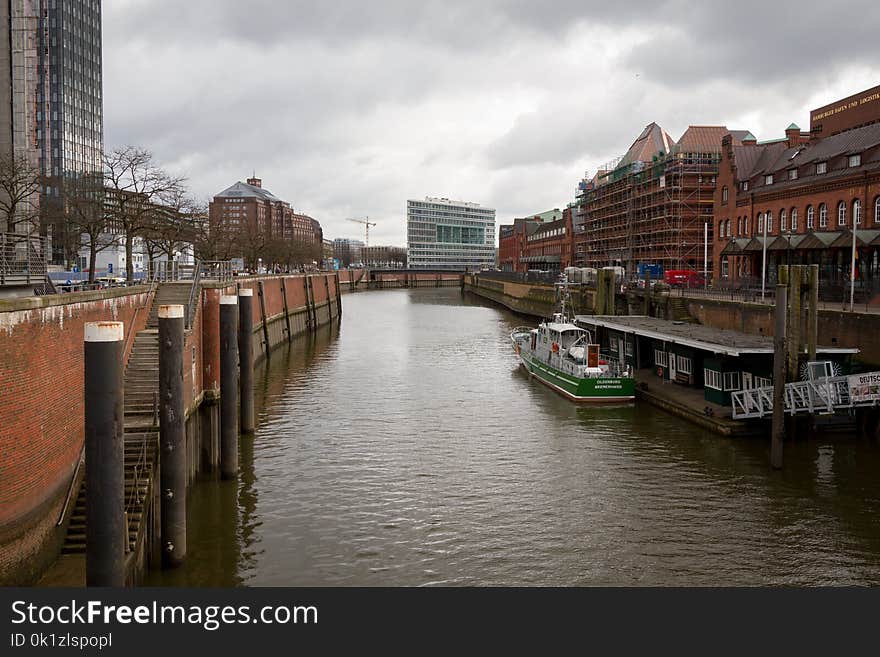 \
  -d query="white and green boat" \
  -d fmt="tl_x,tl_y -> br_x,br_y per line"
510,281 -> 635,403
